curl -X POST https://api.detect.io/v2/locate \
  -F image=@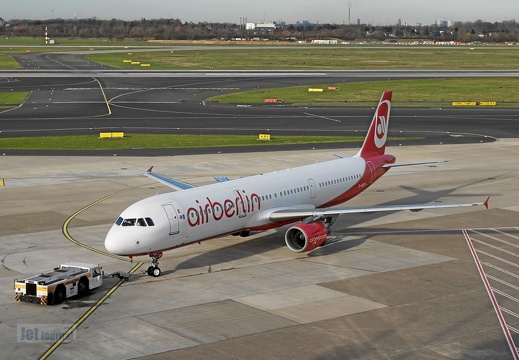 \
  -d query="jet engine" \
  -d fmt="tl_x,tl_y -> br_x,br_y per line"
285,222 -> 328,253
